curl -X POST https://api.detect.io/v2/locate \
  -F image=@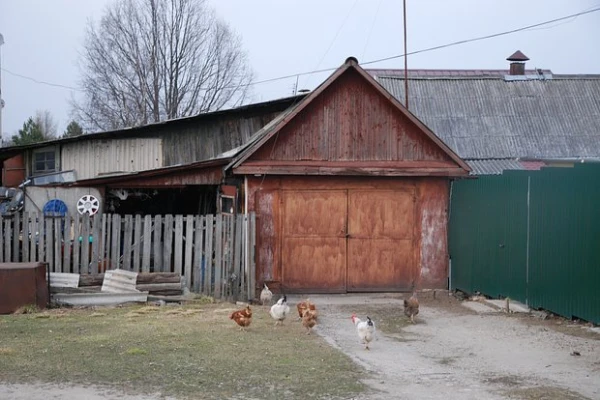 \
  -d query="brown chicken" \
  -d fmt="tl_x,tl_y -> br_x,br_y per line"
404,291 -> 419,323
301,309 -> 318,334
296,299 -> 317,320
229,305 -> 252,331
